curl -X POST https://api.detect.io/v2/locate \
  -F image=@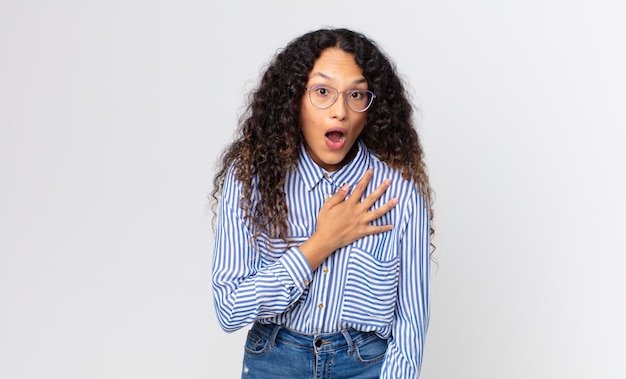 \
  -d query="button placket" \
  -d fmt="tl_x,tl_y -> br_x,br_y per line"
313,177 -> 334,326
